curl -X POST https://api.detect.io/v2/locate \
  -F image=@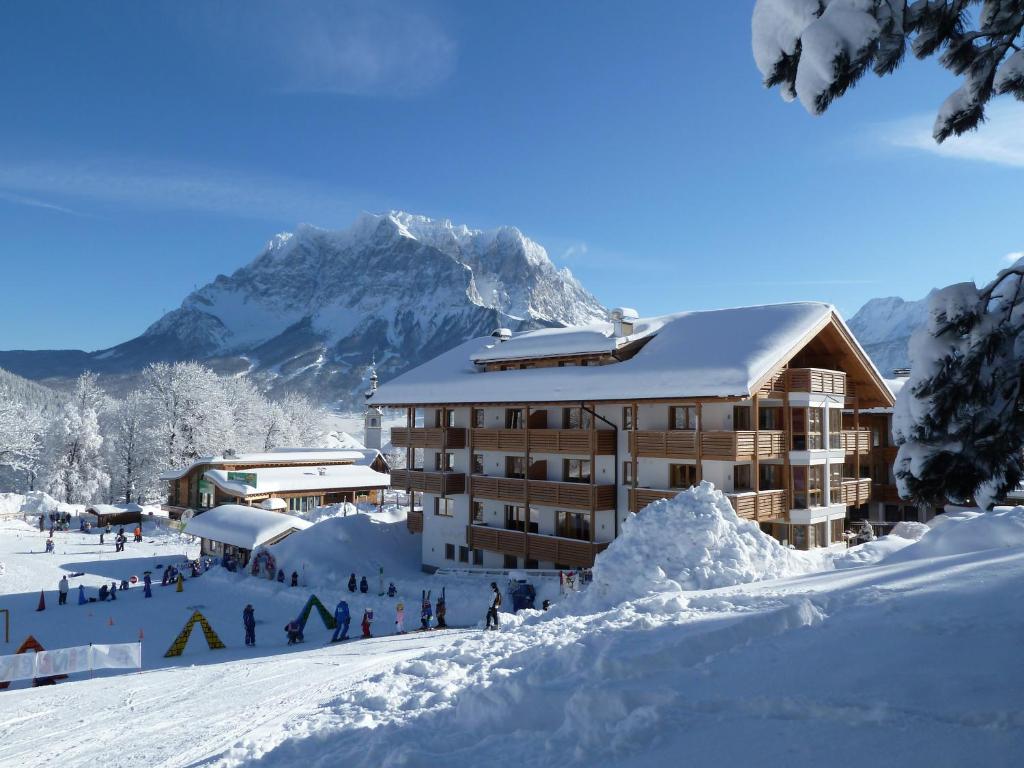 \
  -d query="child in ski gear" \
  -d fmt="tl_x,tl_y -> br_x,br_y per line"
99,532 -> 104,545
98,584 -> 109,601
45,539 -> 55,554
395,603 -> 405,634
359,576 -> 368,594
361,608 -> 373,638
120,579 -> 129,591
161,567 -> 169,586
285,619 -> 302,645
143,573 -> 152,598
348,573 -> 357,592
133,526 -> 142,542
542,599 -> 550,611
290,571 -> 298,587
435,591 -> 447,629
420,593 -> 433,630
486,582 -> 501,630
77,584 -> 86,605
109,581 -> 117,600
387,582 -> 396,598
58,575 -> 69,605
331,600 -> 351,642
176,573 -> 184,592
277,569 -> 285,583
243,604 -> 256,646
